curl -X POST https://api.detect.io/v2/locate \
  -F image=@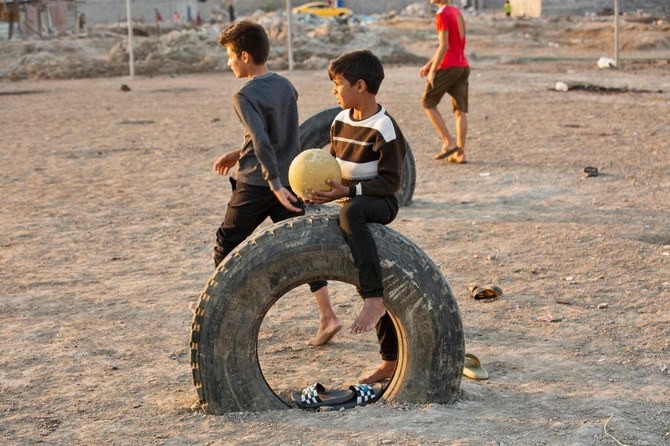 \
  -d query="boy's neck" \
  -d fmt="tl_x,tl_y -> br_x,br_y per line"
351,99 -> 380,121
247,64 -> 269,78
